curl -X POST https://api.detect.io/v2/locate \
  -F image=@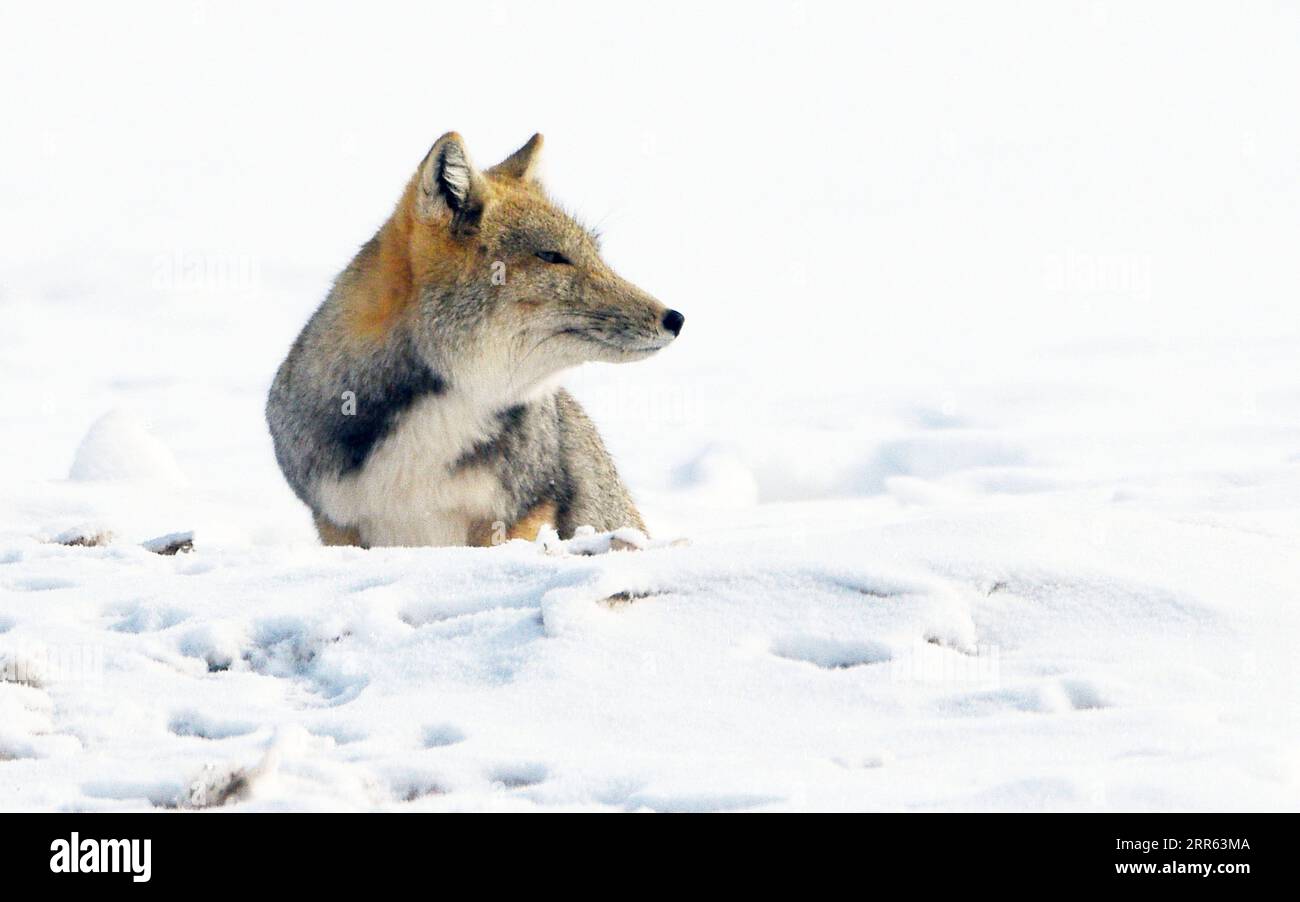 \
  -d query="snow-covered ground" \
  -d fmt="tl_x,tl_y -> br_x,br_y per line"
2,2 -> 1298,810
